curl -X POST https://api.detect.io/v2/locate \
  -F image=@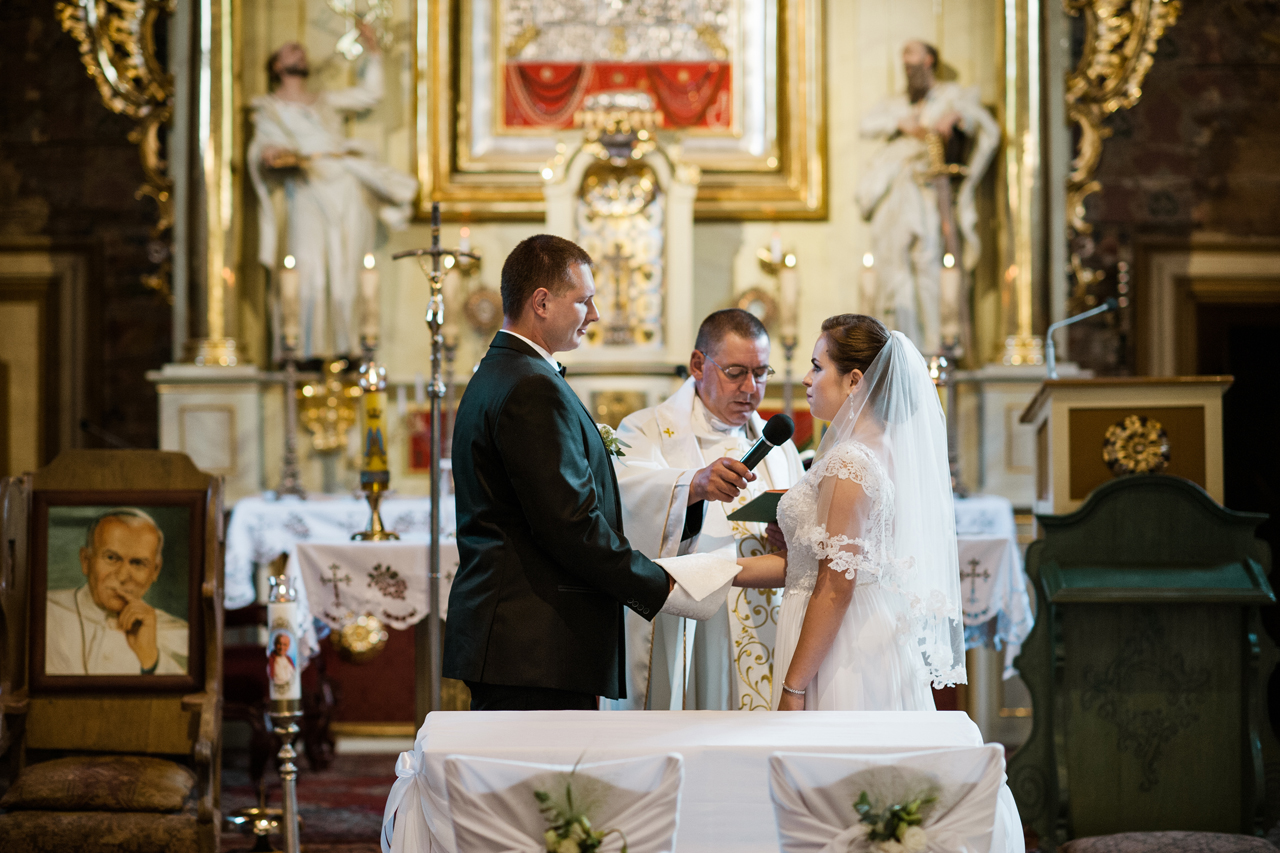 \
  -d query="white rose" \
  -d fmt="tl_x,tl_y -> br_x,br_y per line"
877,841 -> 906,853
556,838 -> 580,853
544,829 -> 560,850
902,826 -> 928,853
